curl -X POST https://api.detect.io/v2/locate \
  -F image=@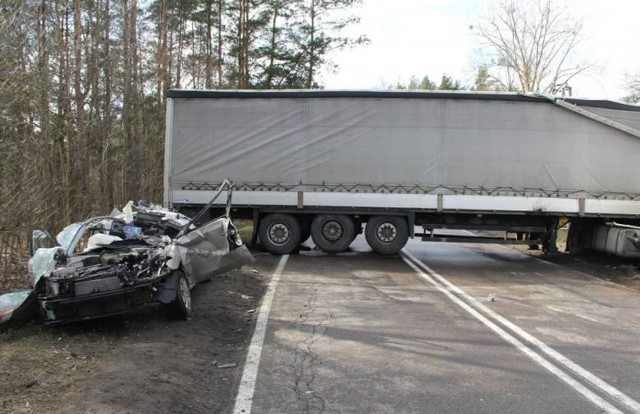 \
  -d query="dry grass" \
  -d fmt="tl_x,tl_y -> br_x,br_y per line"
234,219 -> 254,244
